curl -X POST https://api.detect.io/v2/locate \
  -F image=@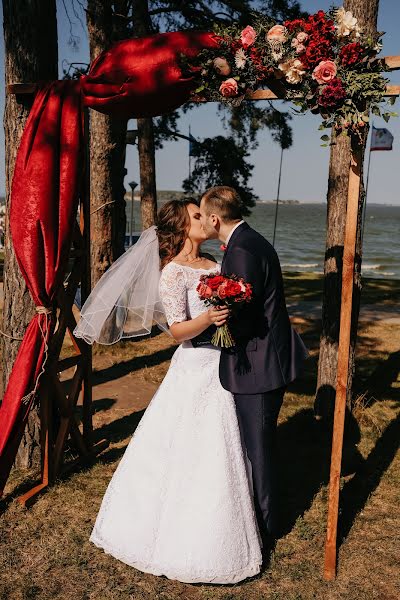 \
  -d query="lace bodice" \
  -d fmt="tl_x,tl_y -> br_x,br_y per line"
159,262 -> 221,326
